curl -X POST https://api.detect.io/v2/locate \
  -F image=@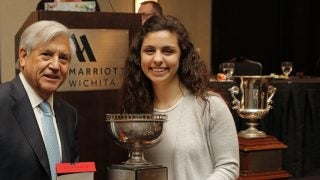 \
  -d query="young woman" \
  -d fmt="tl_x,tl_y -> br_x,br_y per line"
121,15 -> 239,180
